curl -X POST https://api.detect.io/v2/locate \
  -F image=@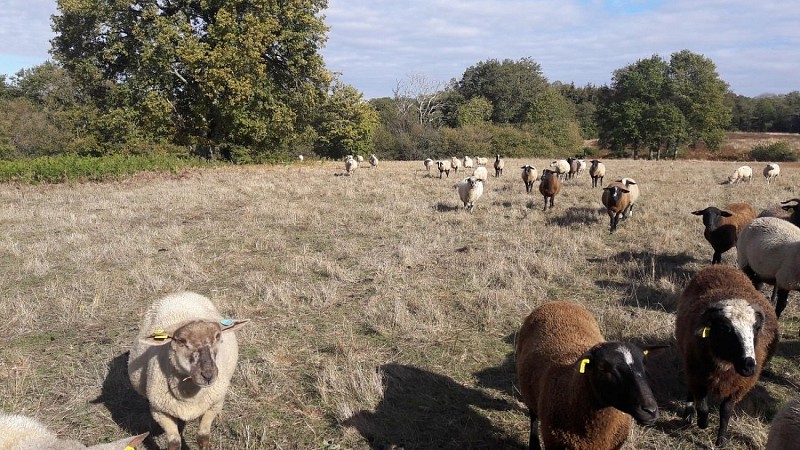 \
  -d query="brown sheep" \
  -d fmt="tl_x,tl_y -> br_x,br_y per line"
601,181 -> 631,233
516,301 -> 660,450
766,396 -> 800,450
691,203 -> 756,264
758,198 -> 800,227
538,169 -> 561,211
676,265 -> 778,448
